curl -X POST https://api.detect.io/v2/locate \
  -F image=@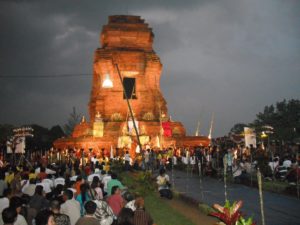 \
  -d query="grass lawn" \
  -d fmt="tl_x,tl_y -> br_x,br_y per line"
120,171 -> 197,225
144,192 -> 195,225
